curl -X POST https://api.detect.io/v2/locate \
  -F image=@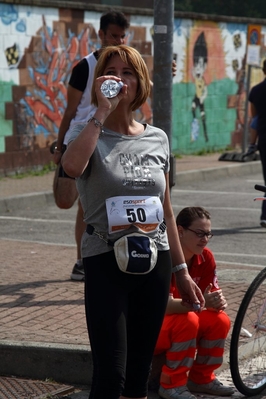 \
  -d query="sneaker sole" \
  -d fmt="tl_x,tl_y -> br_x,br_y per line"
70,274 -> 85,281
188,386 -> 234,396
159,388 -> 196,399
